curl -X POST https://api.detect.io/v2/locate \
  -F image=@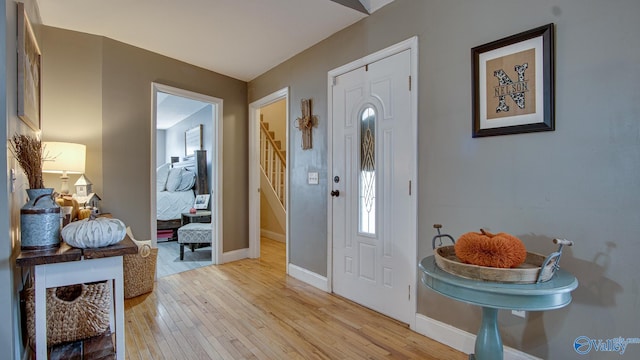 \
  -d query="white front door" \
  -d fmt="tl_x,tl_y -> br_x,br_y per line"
331,49 -> 414,324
